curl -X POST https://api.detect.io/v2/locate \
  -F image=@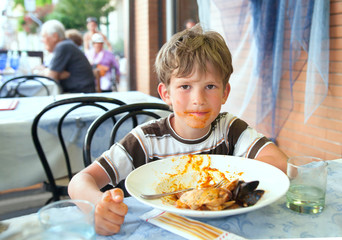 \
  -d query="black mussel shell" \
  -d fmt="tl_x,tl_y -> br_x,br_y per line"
232,180 -> 264,207
237,189 -> 265,207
